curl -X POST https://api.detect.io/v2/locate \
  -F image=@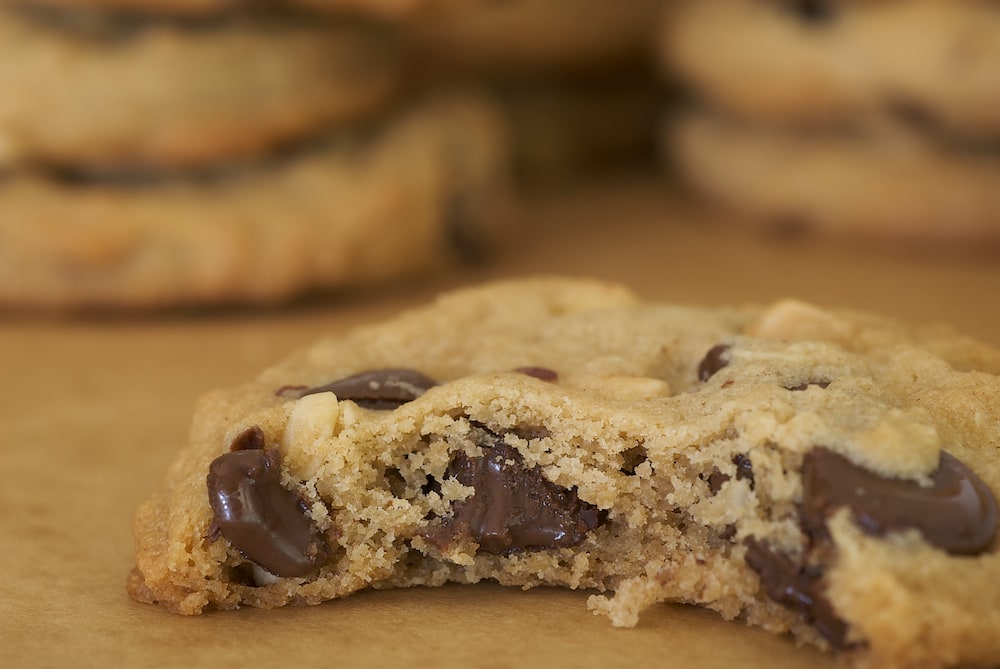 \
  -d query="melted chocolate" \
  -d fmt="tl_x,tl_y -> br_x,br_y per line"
291,368 -> 438,410
744,538 -> 849,648
207,448 -> 328,577
427,436 -> 603,554
802,448 -> 998,555
698,344 -> 731,382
